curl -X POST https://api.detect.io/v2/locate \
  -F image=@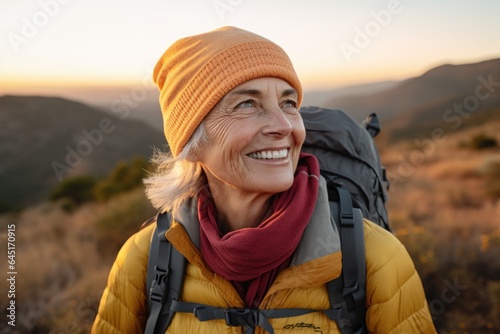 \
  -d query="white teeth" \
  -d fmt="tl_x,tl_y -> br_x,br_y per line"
248,149 -> 288,160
